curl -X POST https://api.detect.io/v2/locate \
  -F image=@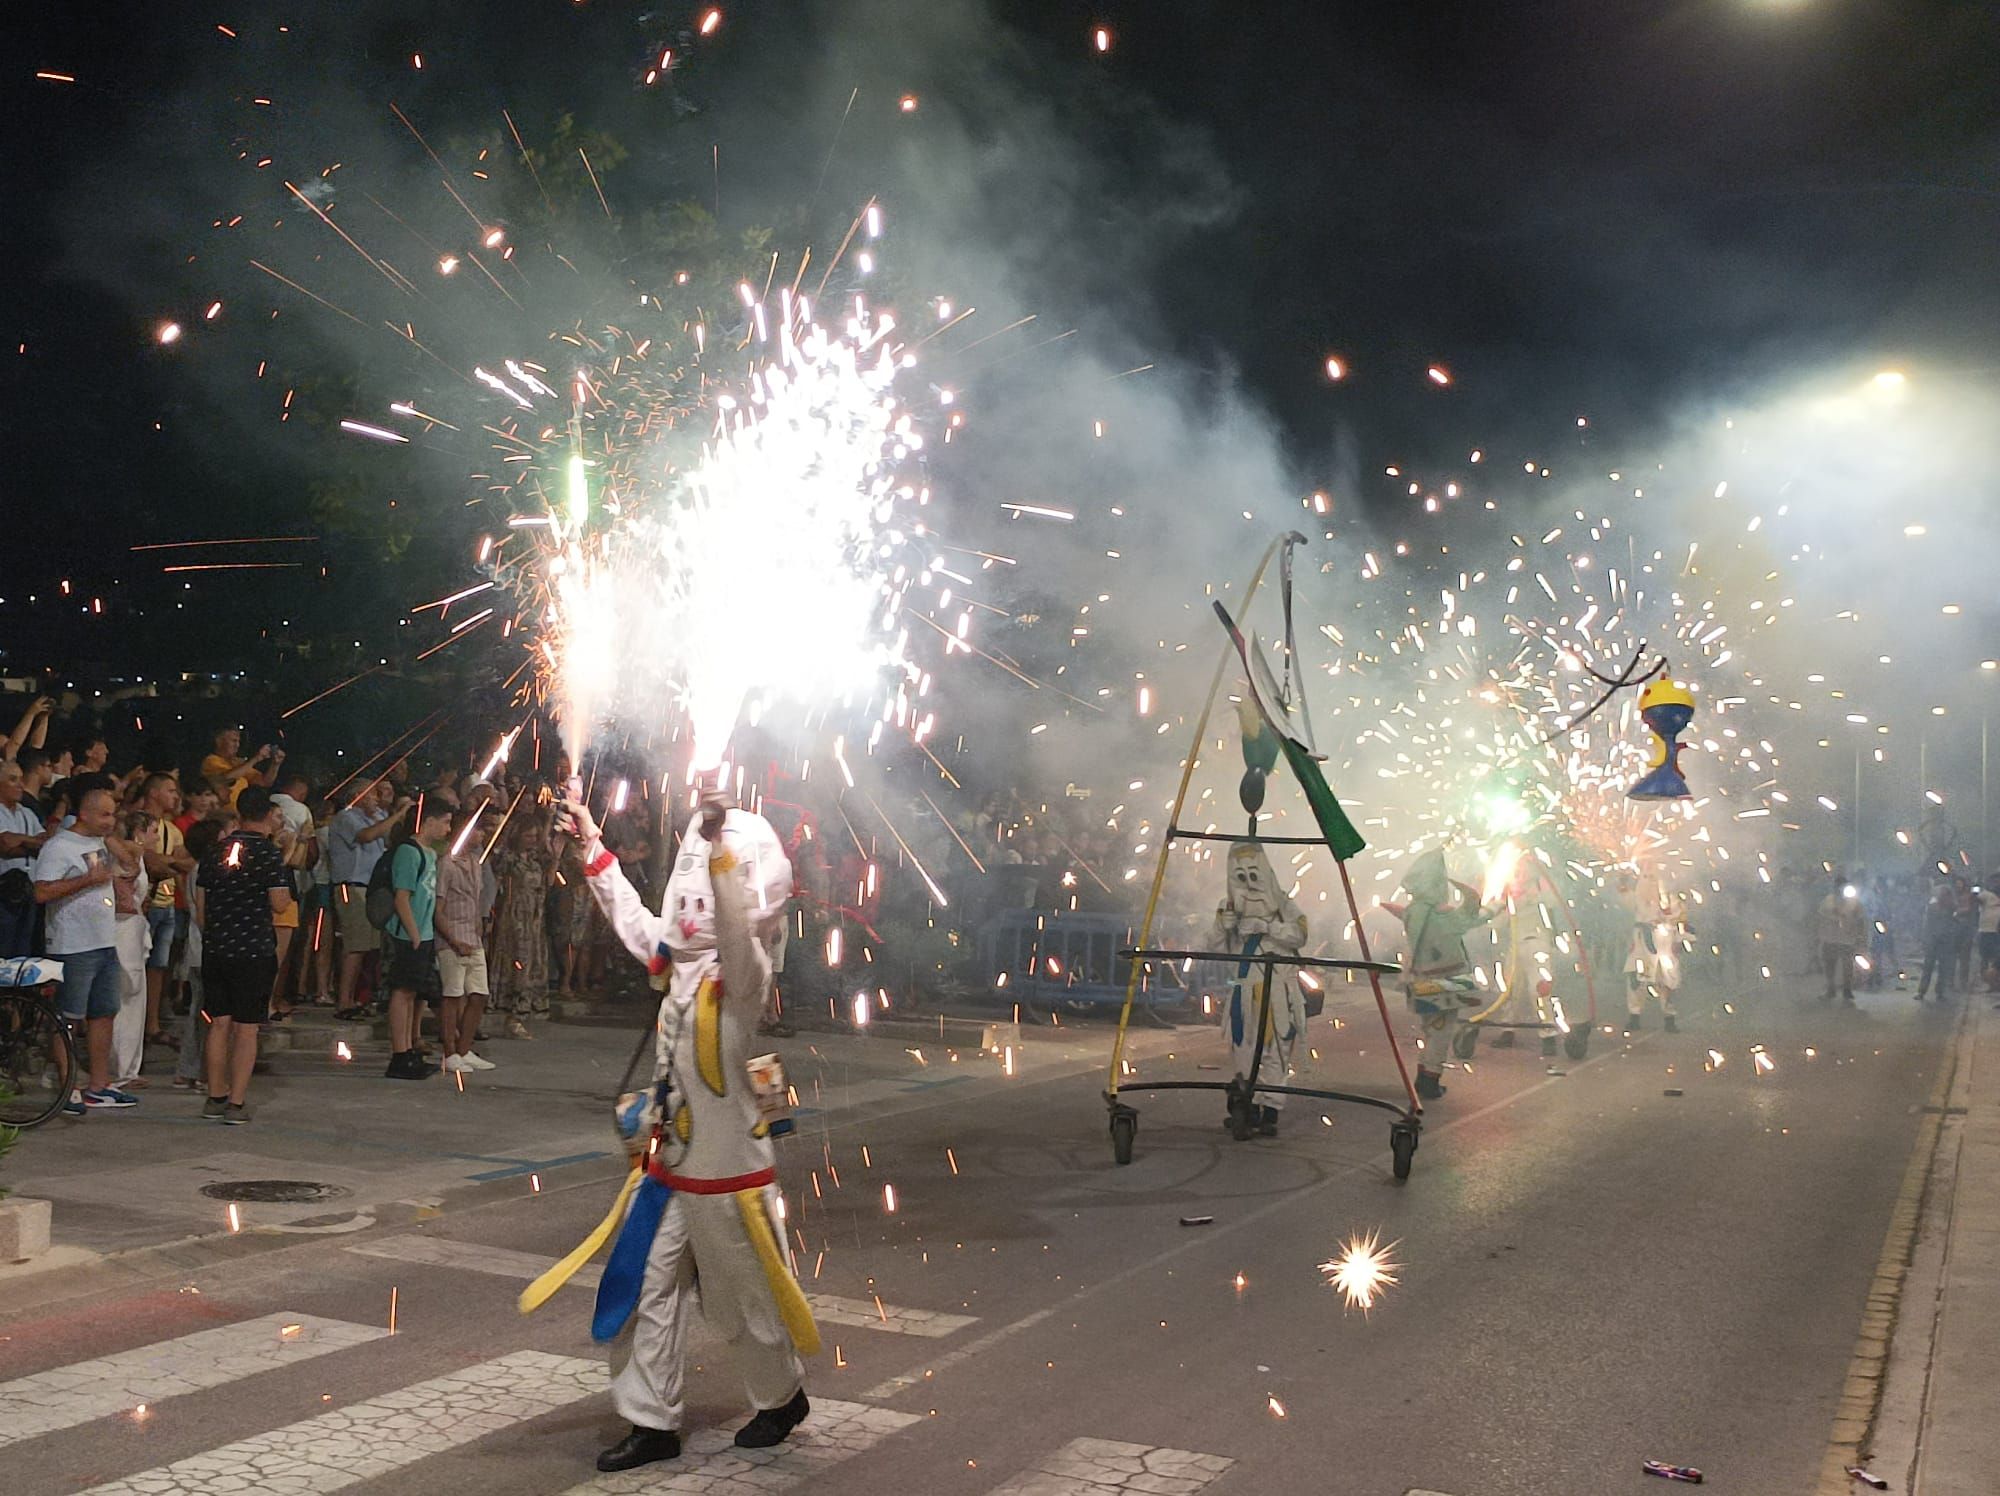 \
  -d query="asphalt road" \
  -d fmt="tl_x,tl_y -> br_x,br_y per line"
0,981 -> 1954,1496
